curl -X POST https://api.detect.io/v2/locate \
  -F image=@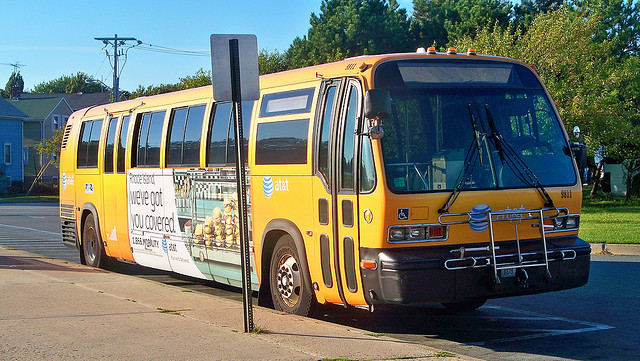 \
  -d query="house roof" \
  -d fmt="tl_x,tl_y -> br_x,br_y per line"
0,98 -> 28,119
10,97 -> 68,121
18,92 -> 110,111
